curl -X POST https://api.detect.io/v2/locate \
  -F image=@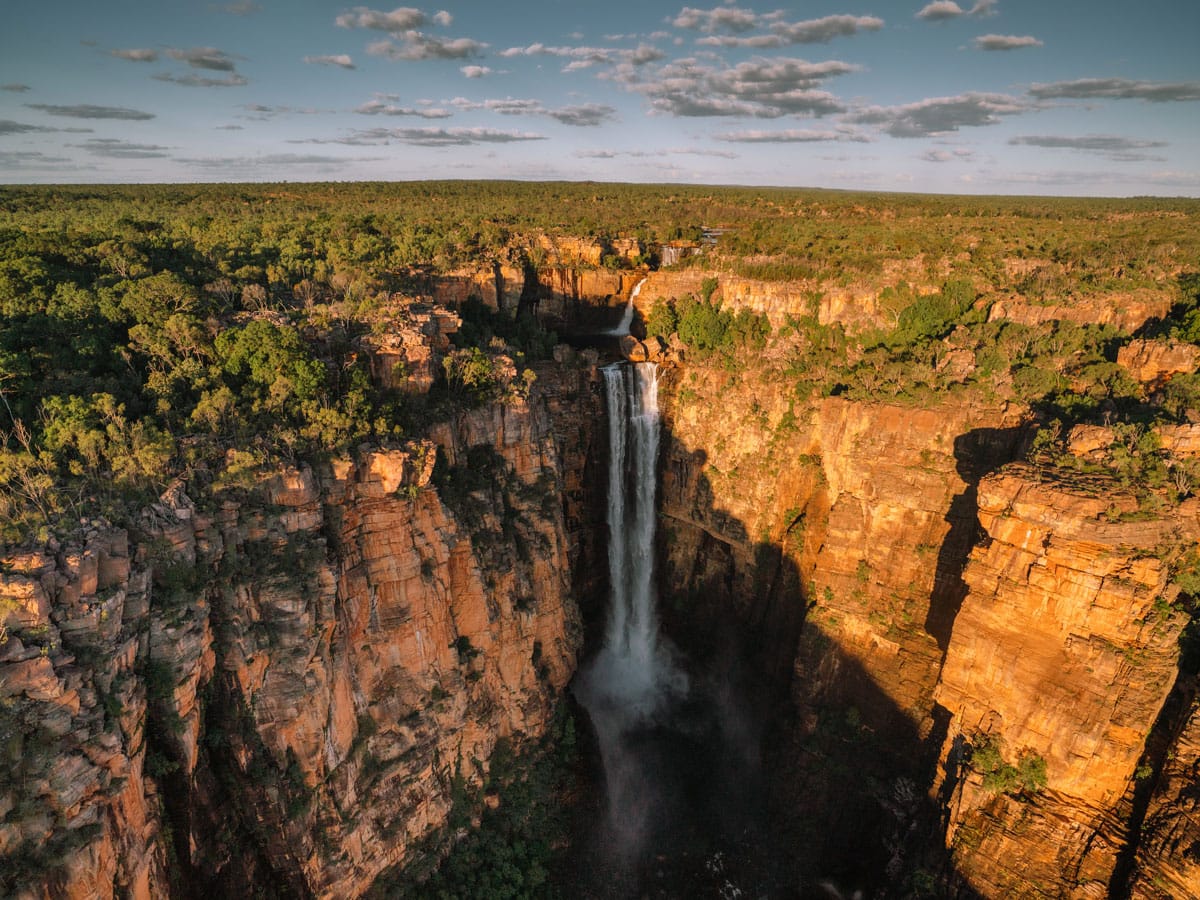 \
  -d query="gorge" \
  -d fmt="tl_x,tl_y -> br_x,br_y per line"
2,183 -> 1200,899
